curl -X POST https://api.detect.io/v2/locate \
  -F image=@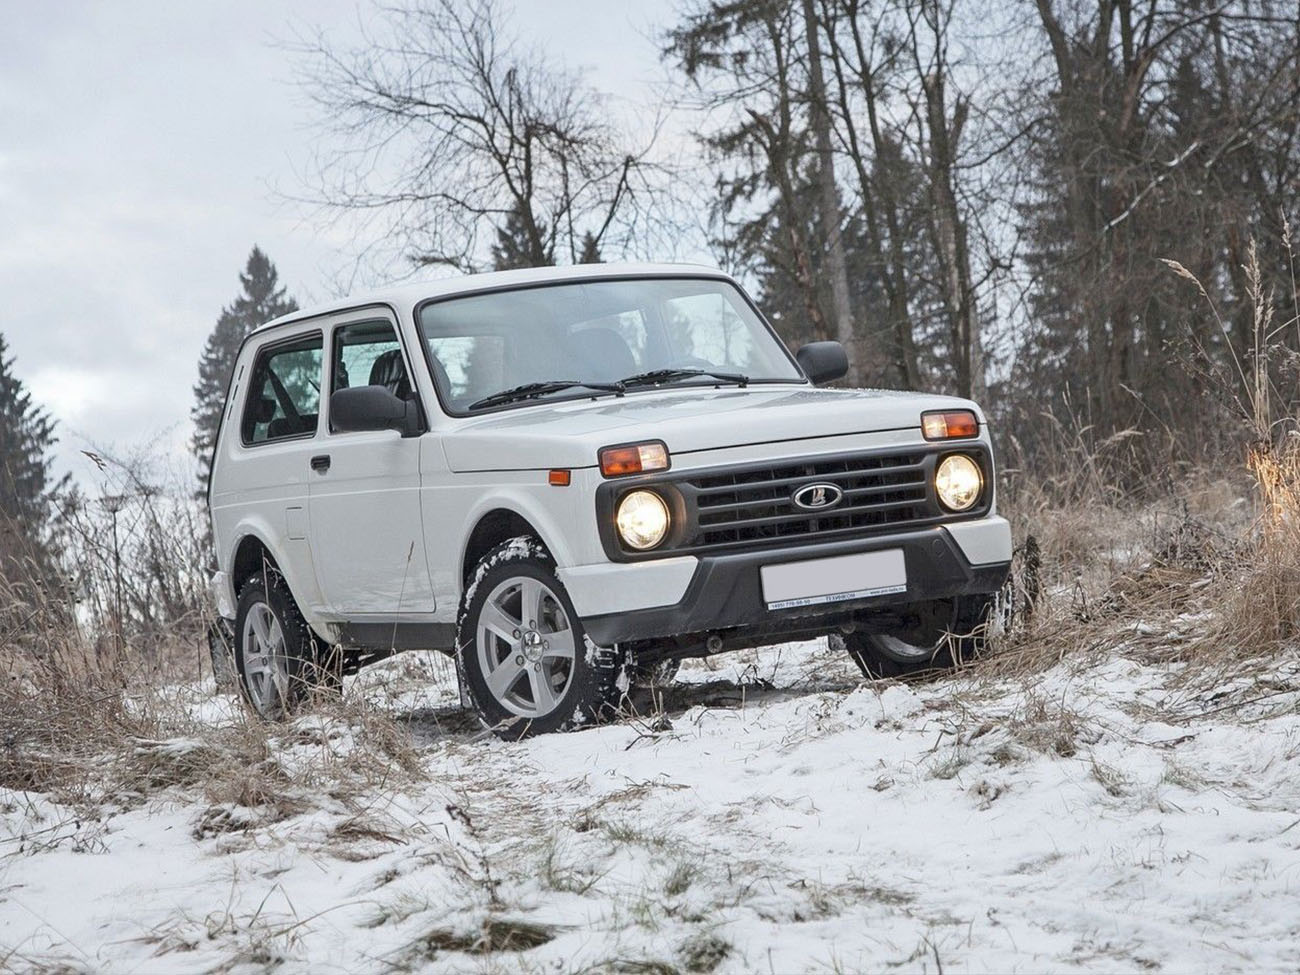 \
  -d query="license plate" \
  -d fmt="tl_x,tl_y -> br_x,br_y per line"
760,549 -> 907,611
